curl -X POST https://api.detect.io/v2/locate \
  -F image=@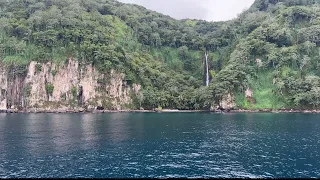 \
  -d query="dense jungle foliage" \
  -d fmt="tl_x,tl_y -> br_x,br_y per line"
1,0 -> 320,110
